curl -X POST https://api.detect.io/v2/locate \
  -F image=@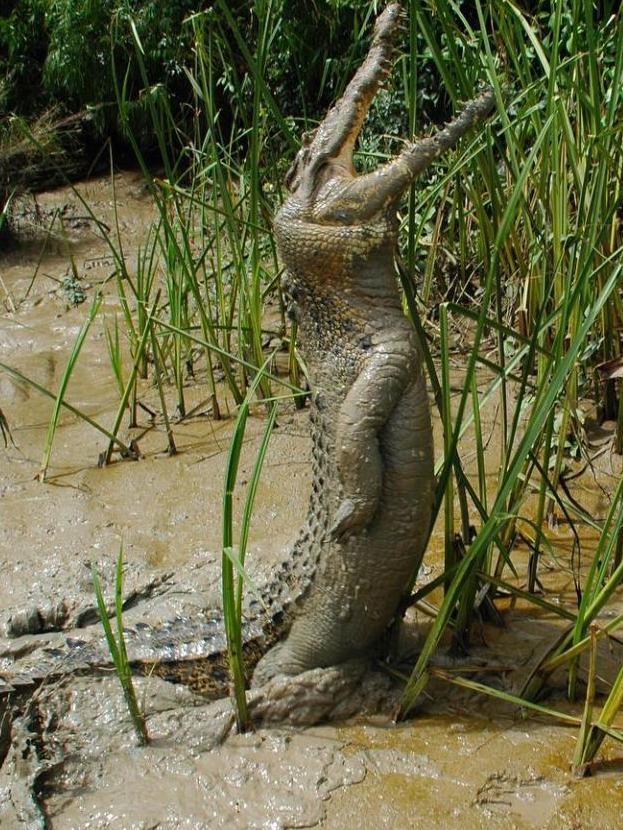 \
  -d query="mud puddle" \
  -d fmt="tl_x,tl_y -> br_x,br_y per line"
2,171 -> 623,829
